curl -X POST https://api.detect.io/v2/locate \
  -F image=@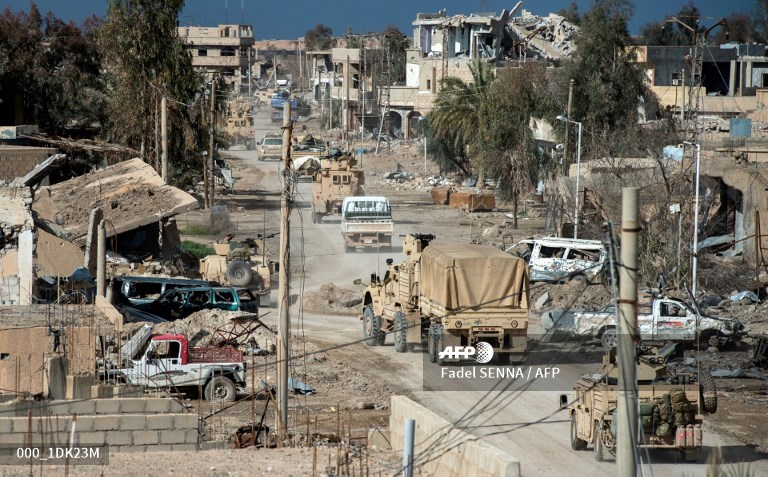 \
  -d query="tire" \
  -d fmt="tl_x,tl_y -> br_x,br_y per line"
312,213 -> 322,224
600,327 -> 618,349
571,413 -> 587,451
393,312 -> 408,353
700,372 -> 718,414
226,260 -> 253,287
570,275 -> 589,286
363,305 -> 383,347
698,330 -> 720,351
204,376 -> 236,402
593,420 -> 605,462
